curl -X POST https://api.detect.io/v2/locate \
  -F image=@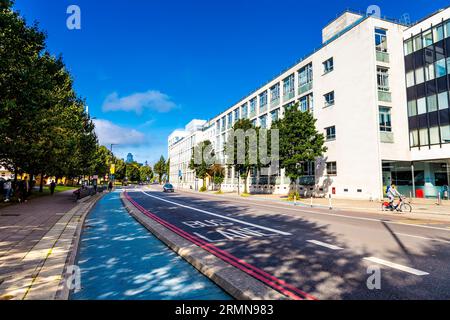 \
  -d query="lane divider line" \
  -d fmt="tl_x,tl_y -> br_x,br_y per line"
124,192 -> 318,301
141,191 -> 292,236
307,240 -> 343,251
363,257 -> 429,276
